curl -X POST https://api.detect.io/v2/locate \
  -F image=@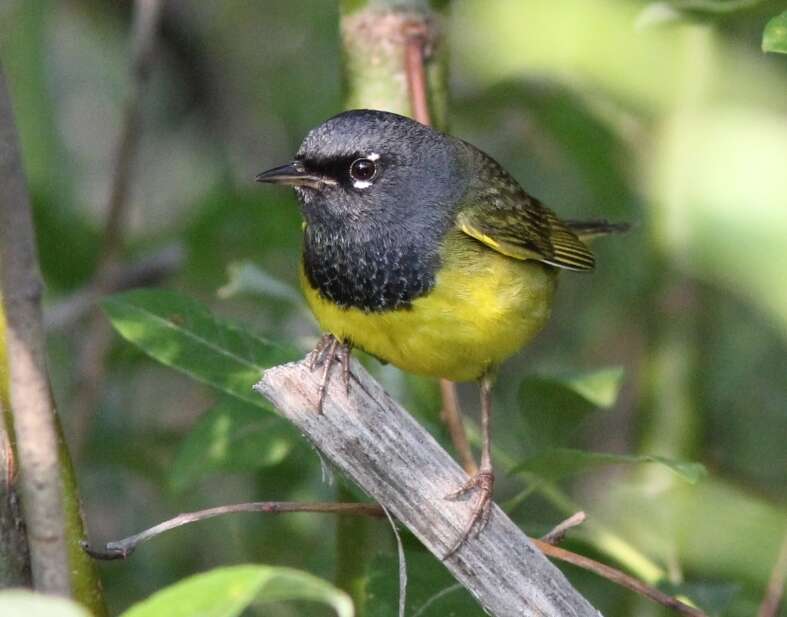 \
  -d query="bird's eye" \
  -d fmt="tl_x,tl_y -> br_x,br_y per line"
349,158 -> 377,183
